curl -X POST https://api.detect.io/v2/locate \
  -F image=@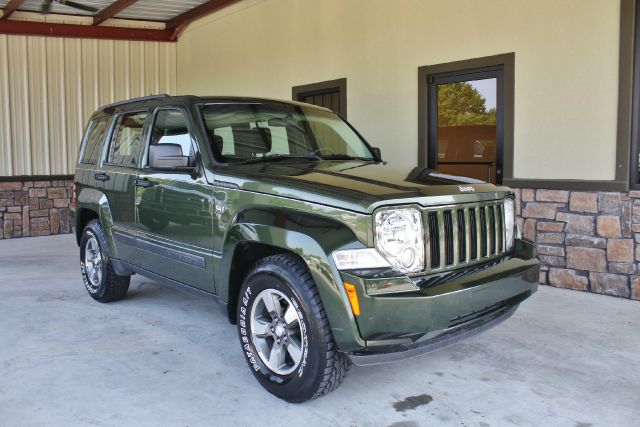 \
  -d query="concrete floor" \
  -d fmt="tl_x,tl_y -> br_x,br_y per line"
0,235 -> 638,427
